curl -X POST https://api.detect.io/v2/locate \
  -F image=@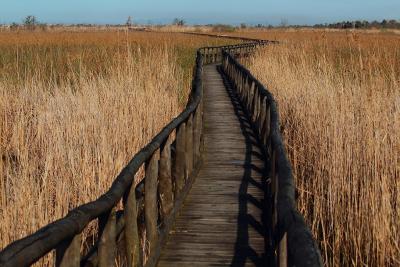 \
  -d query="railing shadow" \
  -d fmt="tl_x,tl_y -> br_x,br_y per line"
218,66 -> 273,267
